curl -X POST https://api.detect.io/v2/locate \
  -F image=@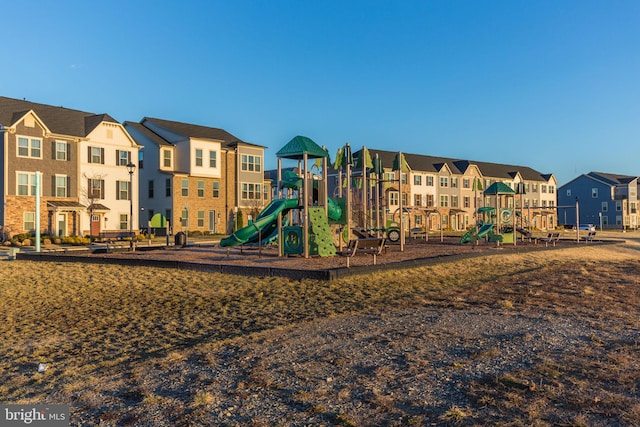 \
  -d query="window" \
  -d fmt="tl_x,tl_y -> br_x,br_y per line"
566,189 -> 572,197
17,136 -> 42,158
17,173 -> 37,196
451,196 -> 459,208
414,175 -> 422,185
549,186 -> 555,194
401,173 -> 407,184
541,185 -> 547,193
181,179 -> 189,197
440,177 -> 448,187
389,192 -> 399,206
464,196 -> 470,208
414,215 -> 423,226
414,194 -> 422,206
165,209 -> 172,224
56,141 -> 69,161
148,180 -> 154,199
592,188 -> 598,198
602,202 -> 608,212
241,155 -> 262,172
263,185 -> 269,201
463,178 -> 470,189
209,151 -> 217,168
24,212 -> 35,232
451,178 -> 458,188
426,194 -> 434,207
426,176 -> 434,186
197,210 -> 205,227
88,179 -> 104,199
532,184 -> 538,192
88,146 -> 104,164
165,179 -> 172,197
181,209 -> 188,227
212,182 -> 220,198
163,149 -> 172,168
116,181 -> 130,201
195,149 -> 203,167
440,195 -> 449,207
402,193 -> 408,206
55,175 -> 69,197
119,214 -> 128,230
631,202 -> 637,214
241,183 -> 262,200
385,172 -> 395,182
616,201 -> 622,211
197,180 -> 205,197
116,150 -> 131,166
